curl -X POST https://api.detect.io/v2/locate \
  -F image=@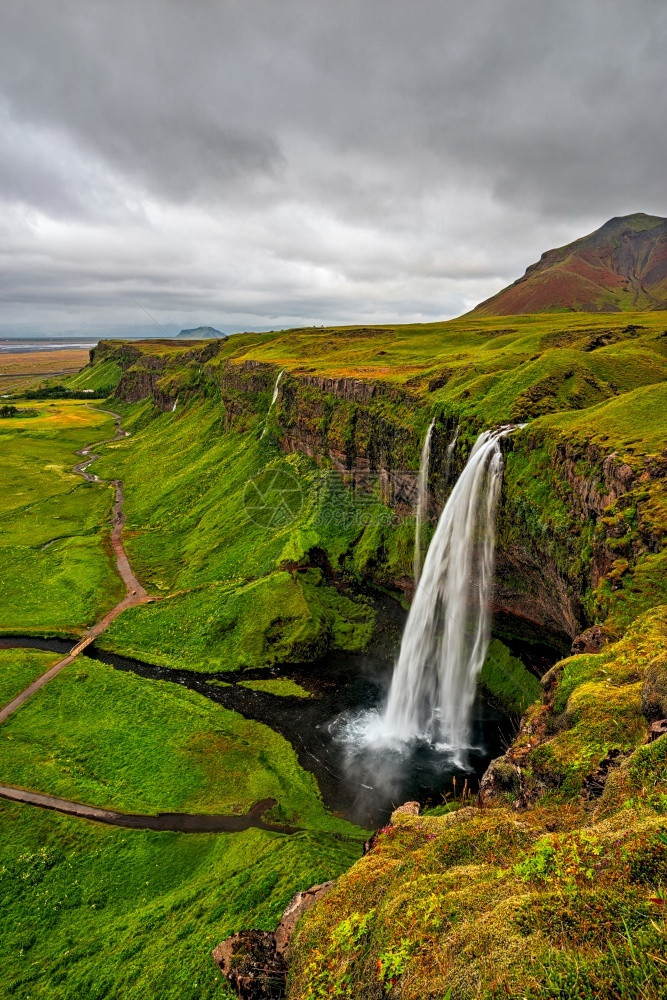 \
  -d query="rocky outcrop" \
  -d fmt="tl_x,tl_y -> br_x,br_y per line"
580,747 -> 624,800
649,719 -> 667,741
274,882 -> 334,957
556,442 -> 635,520
116,369 -> 159,403
212,931 -> 286,999
478,756 -> 522,803
641,653 -> 667,721
571,624 -> 611,655
212,882 -> 334,999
